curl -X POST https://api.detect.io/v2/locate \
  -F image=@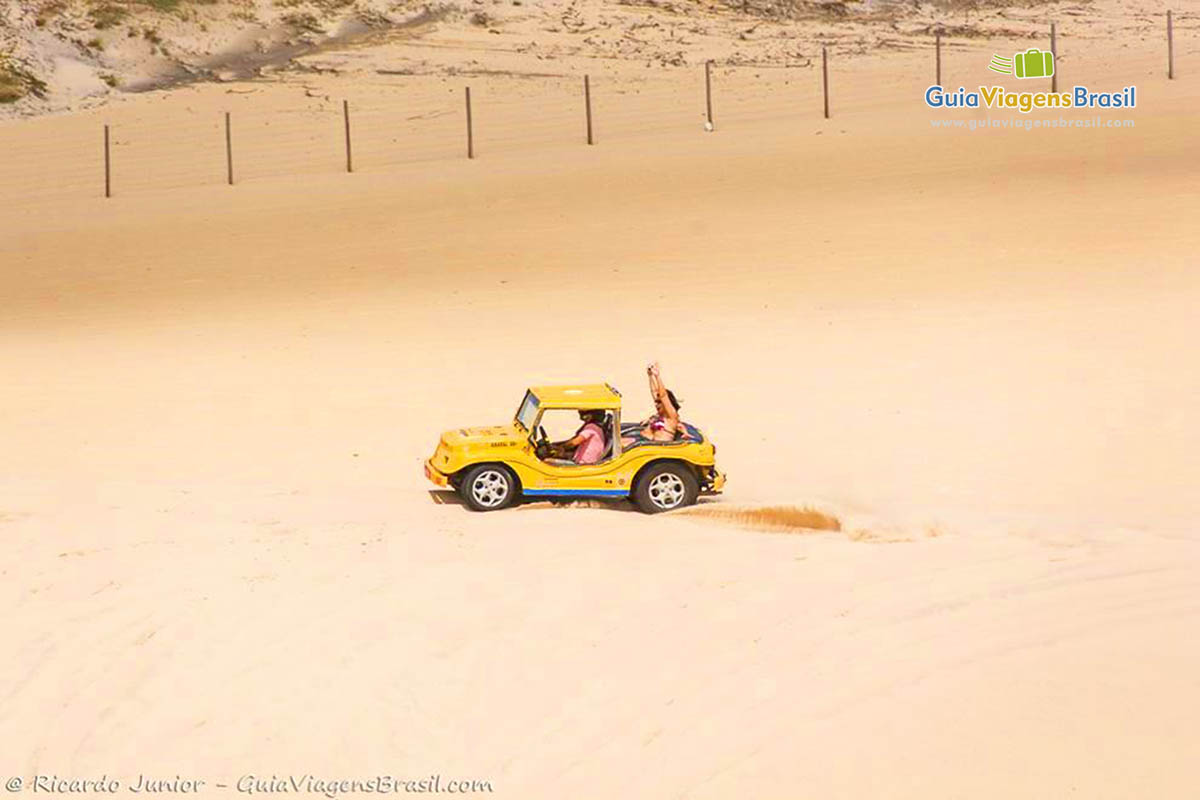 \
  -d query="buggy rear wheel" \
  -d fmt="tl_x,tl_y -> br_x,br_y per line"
633,462 -> 698,514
